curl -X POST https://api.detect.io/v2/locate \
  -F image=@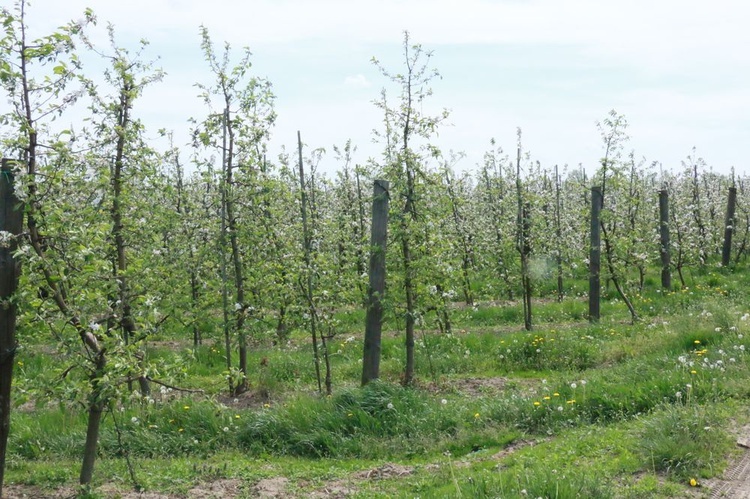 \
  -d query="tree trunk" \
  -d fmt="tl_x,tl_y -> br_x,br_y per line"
515,145 -> 532,331
722,186 -> 737,267
225,114 -> 247,396
555,165 -> 564,302
403,235 -> 416,386
589,186 -> 602,323
79,353 -> 106,485
659,189 -> 671,289
297,132 -> 323,394
402,164 -> 417,387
